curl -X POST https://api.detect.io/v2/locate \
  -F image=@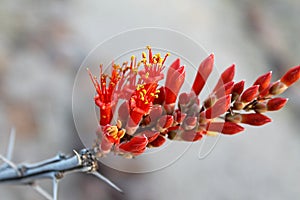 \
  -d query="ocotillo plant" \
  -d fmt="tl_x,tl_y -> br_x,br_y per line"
0,46 -> 299,200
